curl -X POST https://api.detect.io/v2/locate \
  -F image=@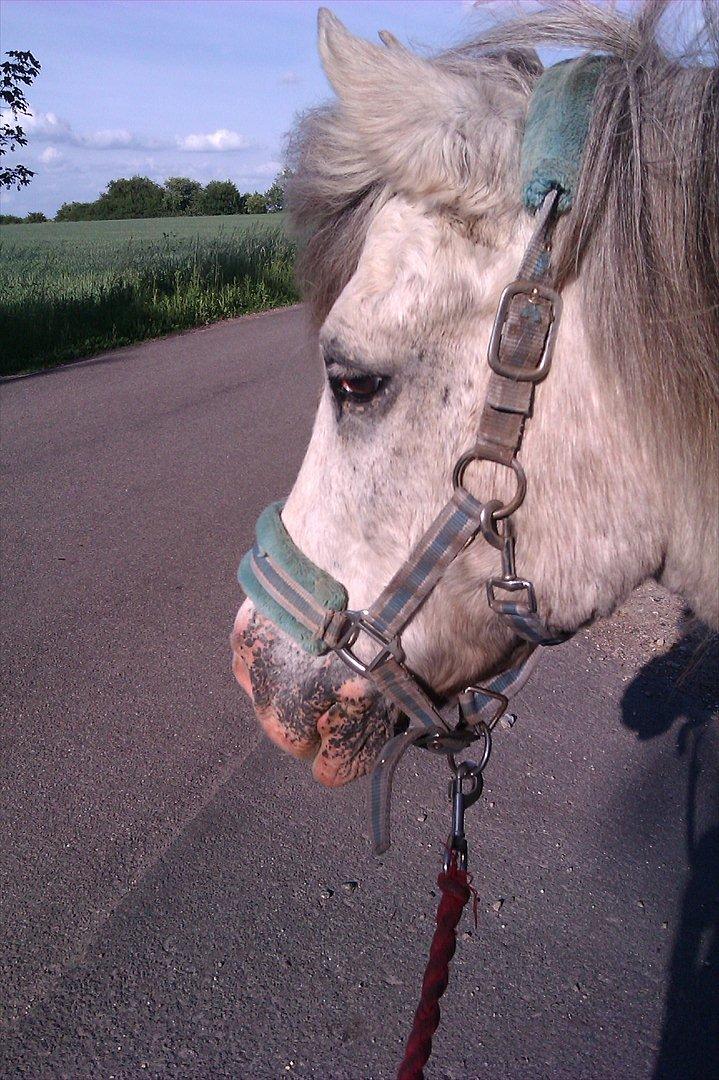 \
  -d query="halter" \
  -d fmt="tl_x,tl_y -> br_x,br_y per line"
238,56 -> 607,855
